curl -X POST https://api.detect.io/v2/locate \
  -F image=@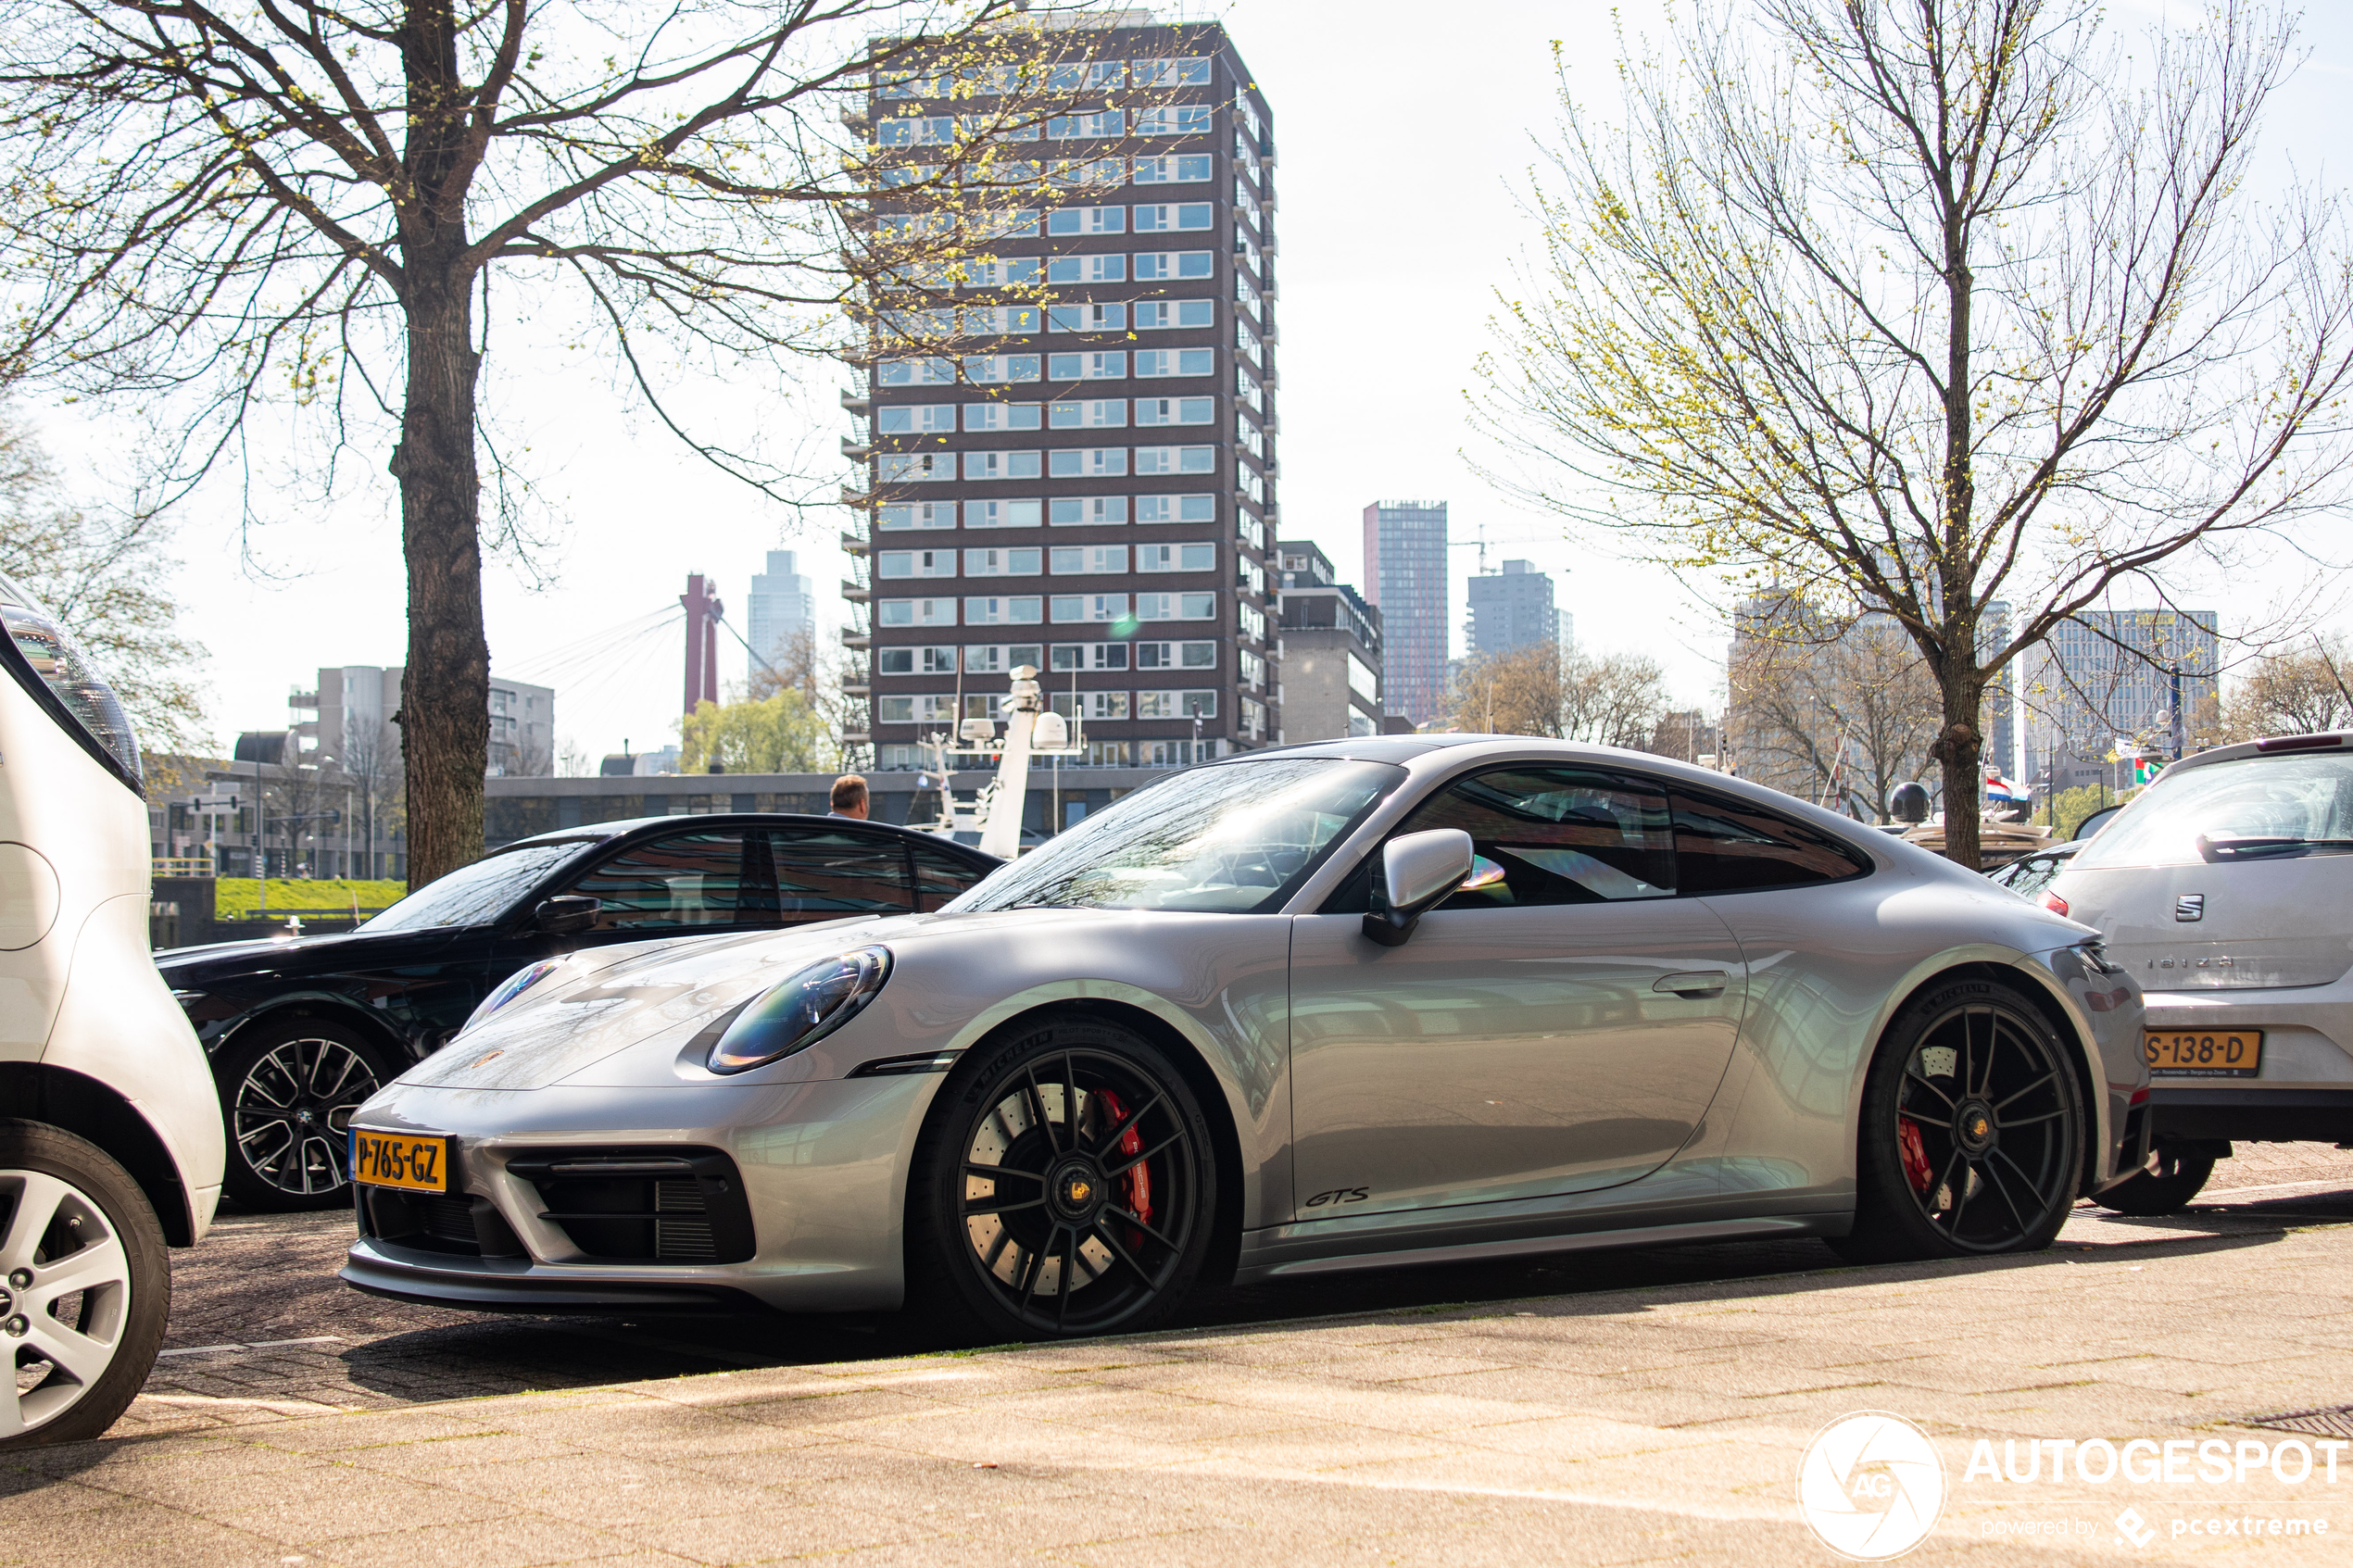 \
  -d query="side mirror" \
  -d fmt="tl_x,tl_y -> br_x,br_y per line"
1363,829 -> 1475,947
533,896 -> 600,935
